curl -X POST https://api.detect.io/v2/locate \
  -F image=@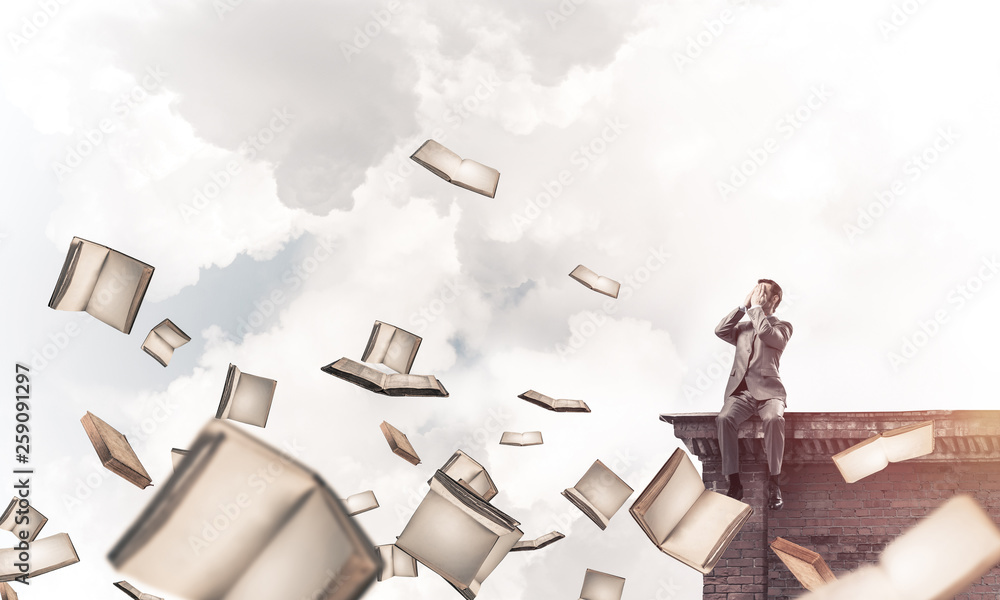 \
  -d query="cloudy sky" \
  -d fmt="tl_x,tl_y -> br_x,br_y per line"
2,0 -> 999,598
